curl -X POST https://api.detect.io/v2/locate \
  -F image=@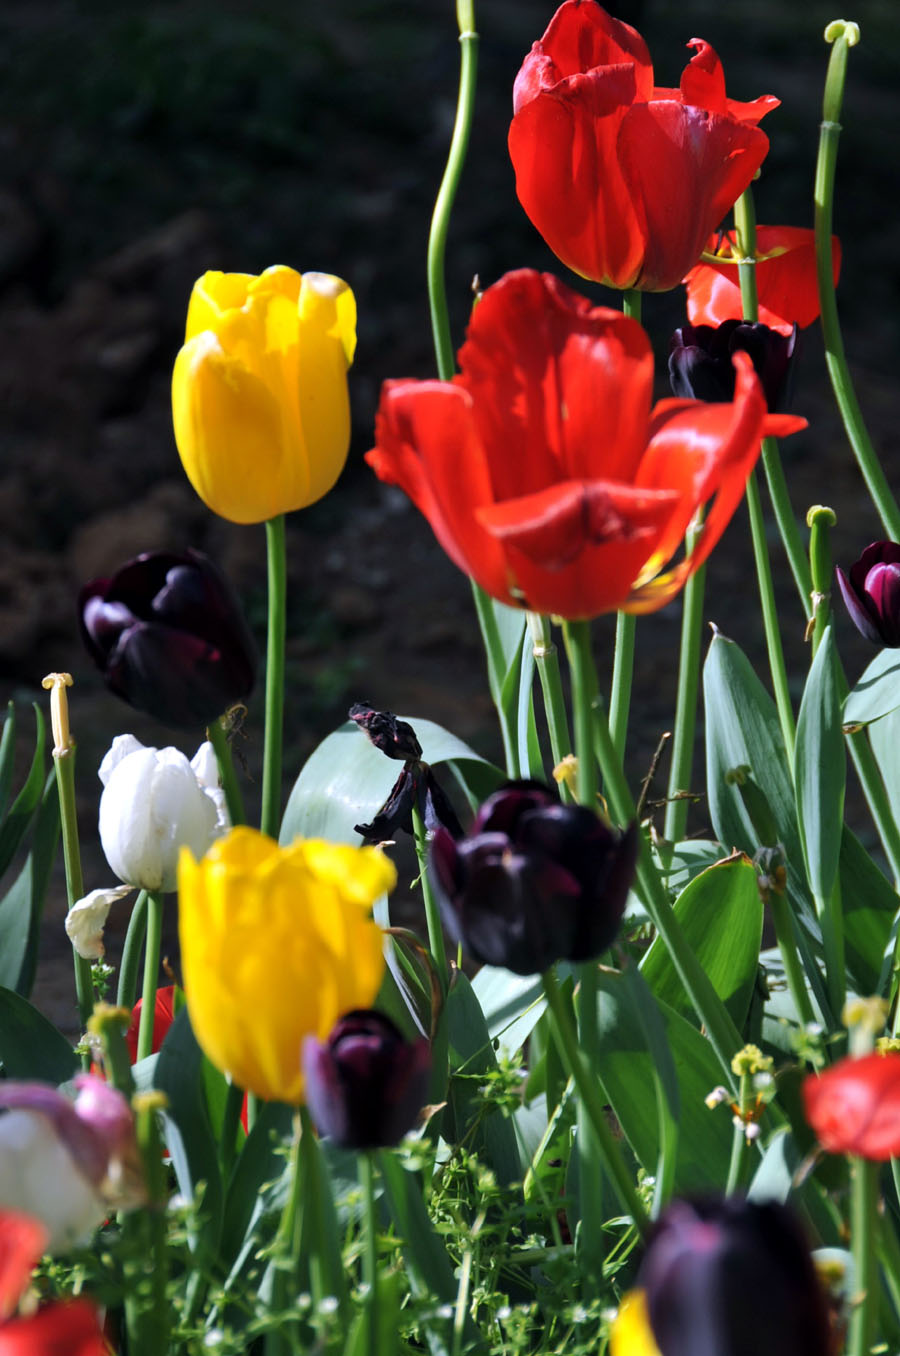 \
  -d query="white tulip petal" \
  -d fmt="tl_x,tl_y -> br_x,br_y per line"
65,885 -> 134,959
